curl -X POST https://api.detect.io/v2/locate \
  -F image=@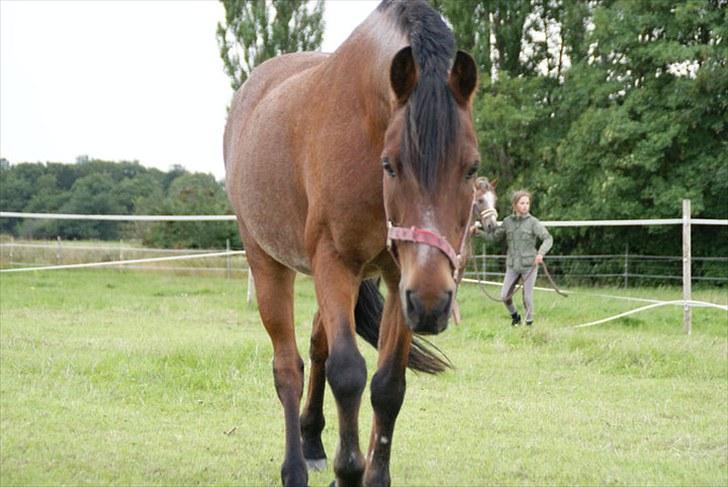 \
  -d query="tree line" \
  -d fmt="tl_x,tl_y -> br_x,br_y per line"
0,158 -> 239,249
